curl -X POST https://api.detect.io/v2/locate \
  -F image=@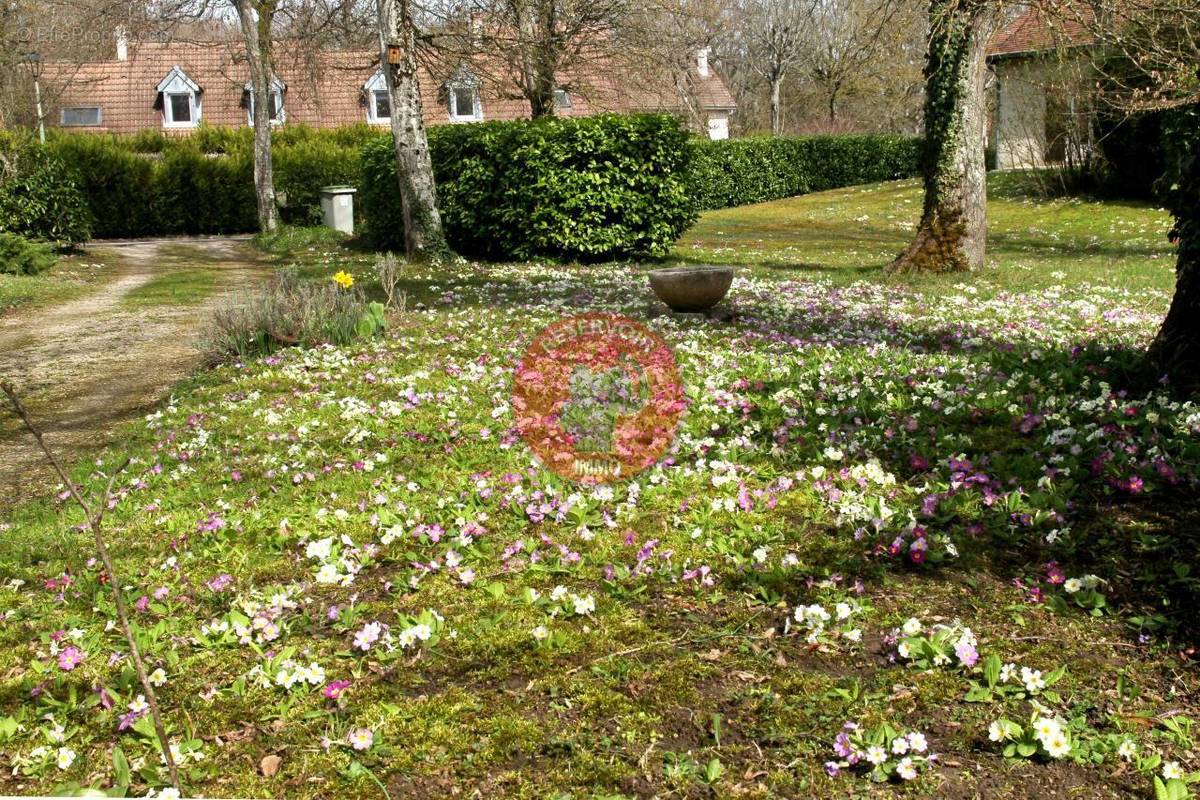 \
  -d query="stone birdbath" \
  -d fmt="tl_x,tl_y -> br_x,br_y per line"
648,265 -> 734,314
